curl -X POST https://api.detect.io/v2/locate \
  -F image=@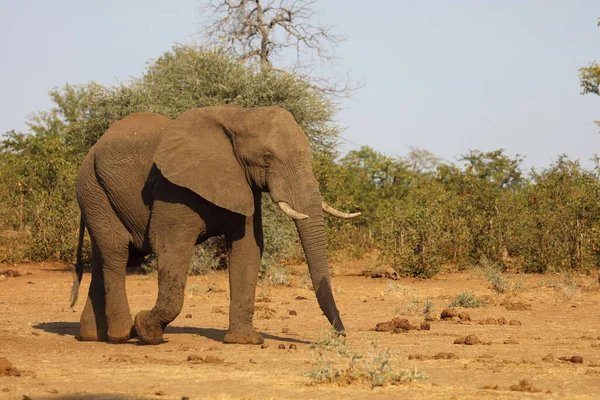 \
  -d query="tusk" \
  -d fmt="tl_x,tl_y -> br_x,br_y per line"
322,202 -> 361,219
277,202 -> 309,220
